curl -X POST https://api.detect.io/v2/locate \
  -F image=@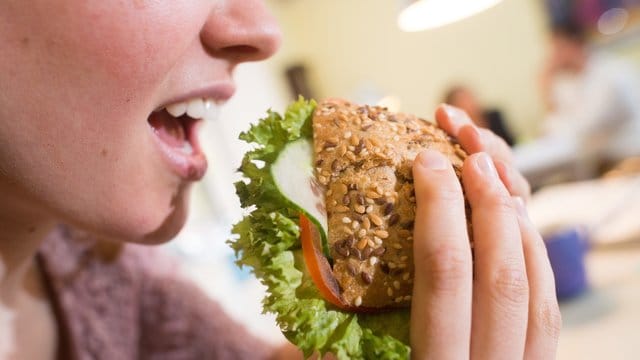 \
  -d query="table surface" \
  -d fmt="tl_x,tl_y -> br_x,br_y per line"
558,247 -> 640,359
